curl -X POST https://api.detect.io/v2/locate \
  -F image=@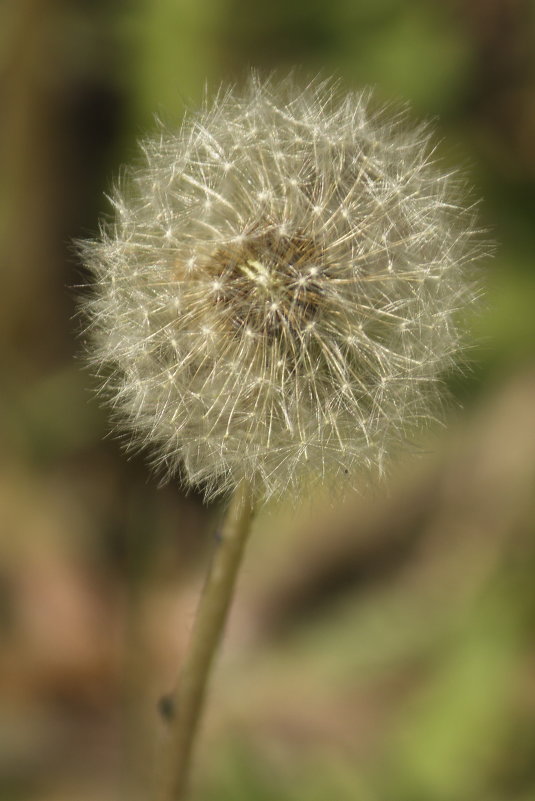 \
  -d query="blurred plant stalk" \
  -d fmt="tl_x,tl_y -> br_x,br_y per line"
161,481 -> 255,800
